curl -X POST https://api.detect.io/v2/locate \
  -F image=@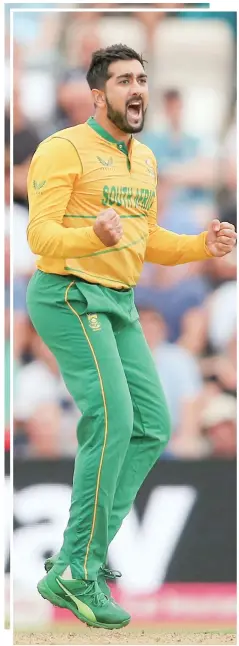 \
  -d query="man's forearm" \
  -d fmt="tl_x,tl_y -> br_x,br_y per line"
27,220 -> 103,258
145,226 -> 213,265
